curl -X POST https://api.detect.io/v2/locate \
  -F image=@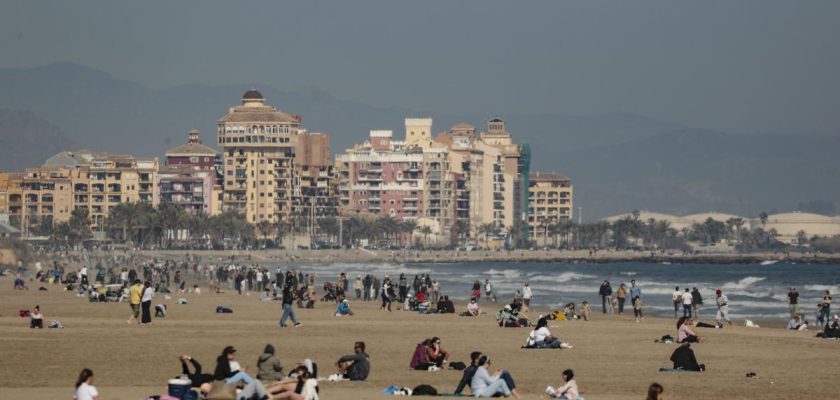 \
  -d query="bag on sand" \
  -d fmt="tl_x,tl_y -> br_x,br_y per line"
216,306 -> 233,313
412,384 -> 438,396
48,320 -> 64,329
448,361 -> 467,371
19,310 -> 31,318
